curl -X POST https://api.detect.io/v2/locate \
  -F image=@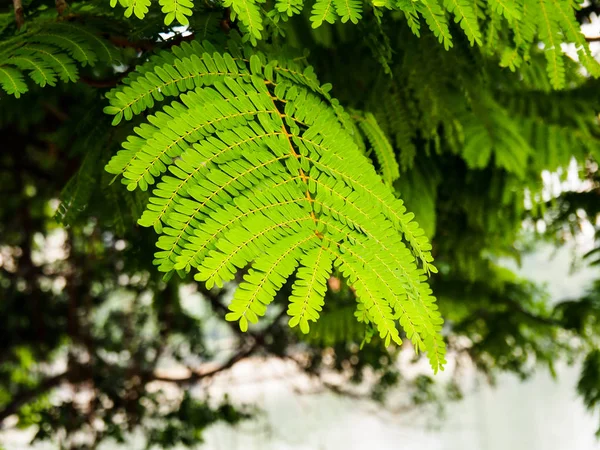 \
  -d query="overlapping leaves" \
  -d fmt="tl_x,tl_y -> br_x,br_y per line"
104,39 -> 446,372
0,21 -> 117,97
